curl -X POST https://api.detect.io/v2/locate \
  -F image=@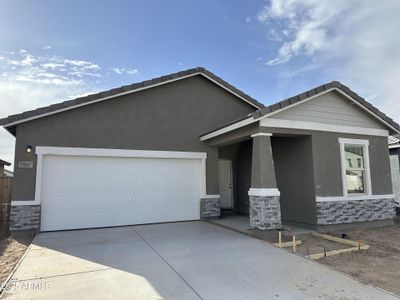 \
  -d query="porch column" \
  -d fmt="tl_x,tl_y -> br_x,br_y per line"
248,133 -> 282,230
